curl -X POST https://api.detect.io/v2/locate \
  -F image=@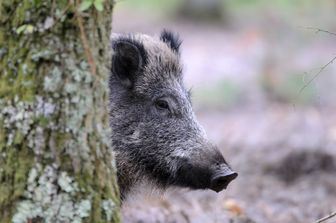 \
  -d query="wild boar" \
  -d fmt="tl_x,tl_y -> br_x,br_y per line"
109,30 -> 237,200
